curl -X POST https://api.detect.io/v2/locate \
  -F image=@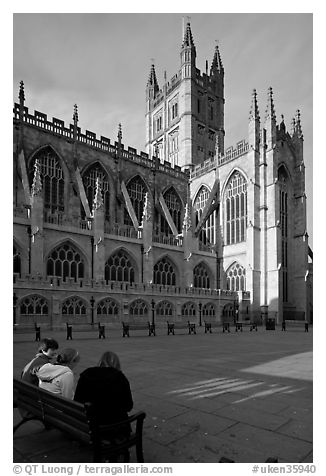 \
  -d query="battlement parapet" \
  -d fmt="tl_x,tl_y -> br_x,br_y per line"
13,103 -> 188,181
218,139 -> 249,165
